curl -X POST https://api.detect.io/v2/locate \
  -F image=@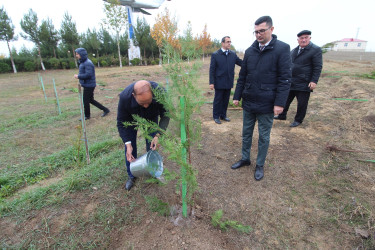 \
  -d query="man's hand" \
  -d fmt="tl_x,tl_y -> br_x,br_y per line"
126,143 -> 135,162
308,82 -> 317,90
150,135 -> 160,151
274,106 -> 284,116
74,74 -> 79,79
233,100 -> 239,106
209,84 -> 214,90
